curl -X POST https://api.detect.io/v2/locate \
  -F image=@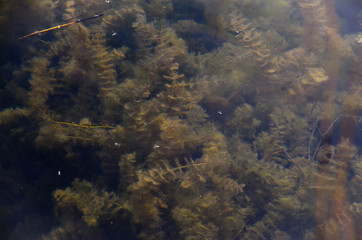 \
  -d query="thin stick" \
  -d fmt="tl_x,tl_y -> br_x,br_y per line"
275,121 -> 304,190
19,14 -> 104,40
308,116 -> 321,161
310,114 -> 342,162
